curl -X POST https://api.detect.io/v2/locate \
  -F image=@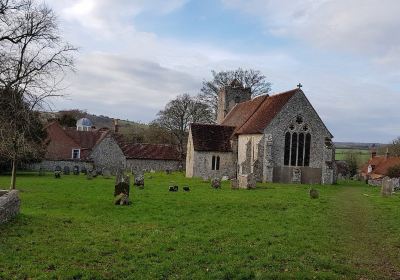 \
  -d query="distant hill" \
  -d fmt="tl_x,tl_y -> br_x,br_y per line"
334,142 -> 384,150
